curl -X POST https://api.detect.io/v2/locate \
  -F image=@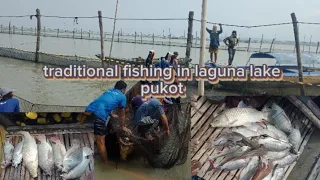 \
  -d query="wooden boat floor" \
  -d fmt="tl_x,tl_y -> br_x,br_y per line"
191,96 -> 314,180
1,128 -> 94,180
